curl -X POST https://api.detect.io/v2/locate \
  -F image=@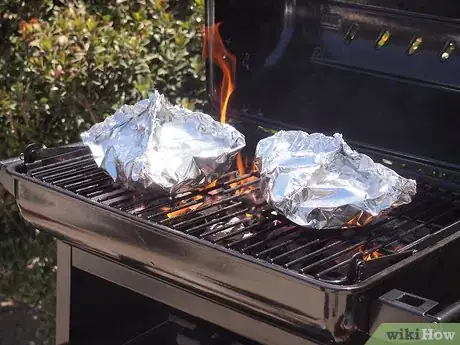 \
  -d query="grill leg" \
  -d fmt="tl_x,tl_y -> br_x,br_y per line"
56,240 -> 71,345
